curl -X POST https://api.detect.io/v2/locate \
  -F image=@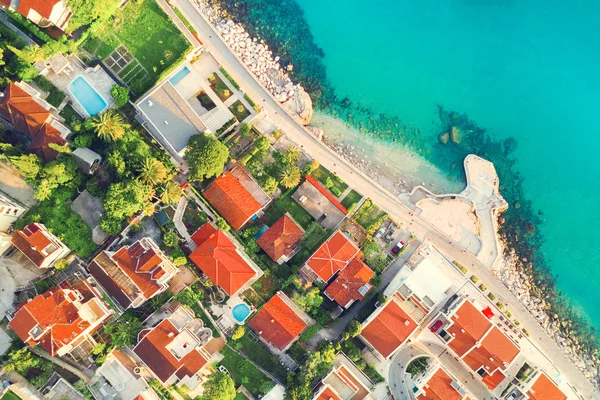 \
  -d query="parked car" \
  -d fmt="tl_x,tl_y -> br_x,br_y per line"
375,227 -> 386,239
391,240 -> 405,254
430,320 -> 443,332
385,225 -> 397,242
